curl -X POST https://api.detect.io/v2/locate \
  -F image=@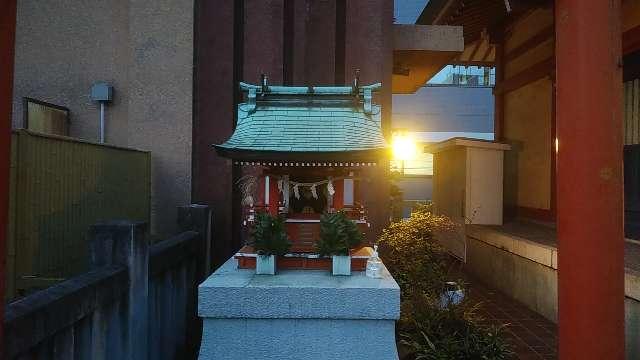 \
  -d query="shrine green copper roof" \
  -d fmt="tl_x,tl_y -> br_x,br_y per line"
214,82 -> 388,161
